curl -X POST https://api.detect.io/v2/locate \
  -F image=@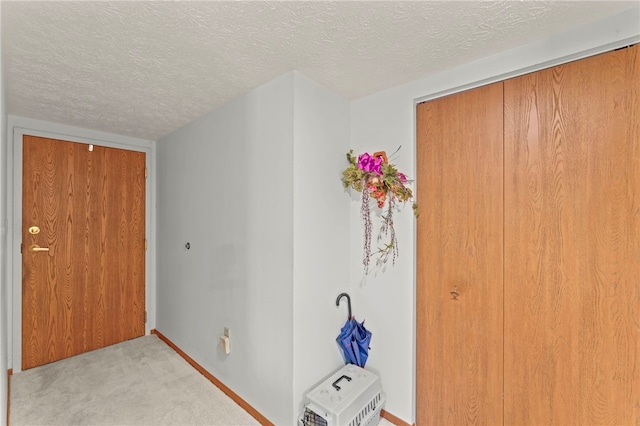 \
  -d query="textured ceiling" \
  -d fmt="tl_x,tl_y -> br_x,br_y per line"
2,1 -> 638,141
